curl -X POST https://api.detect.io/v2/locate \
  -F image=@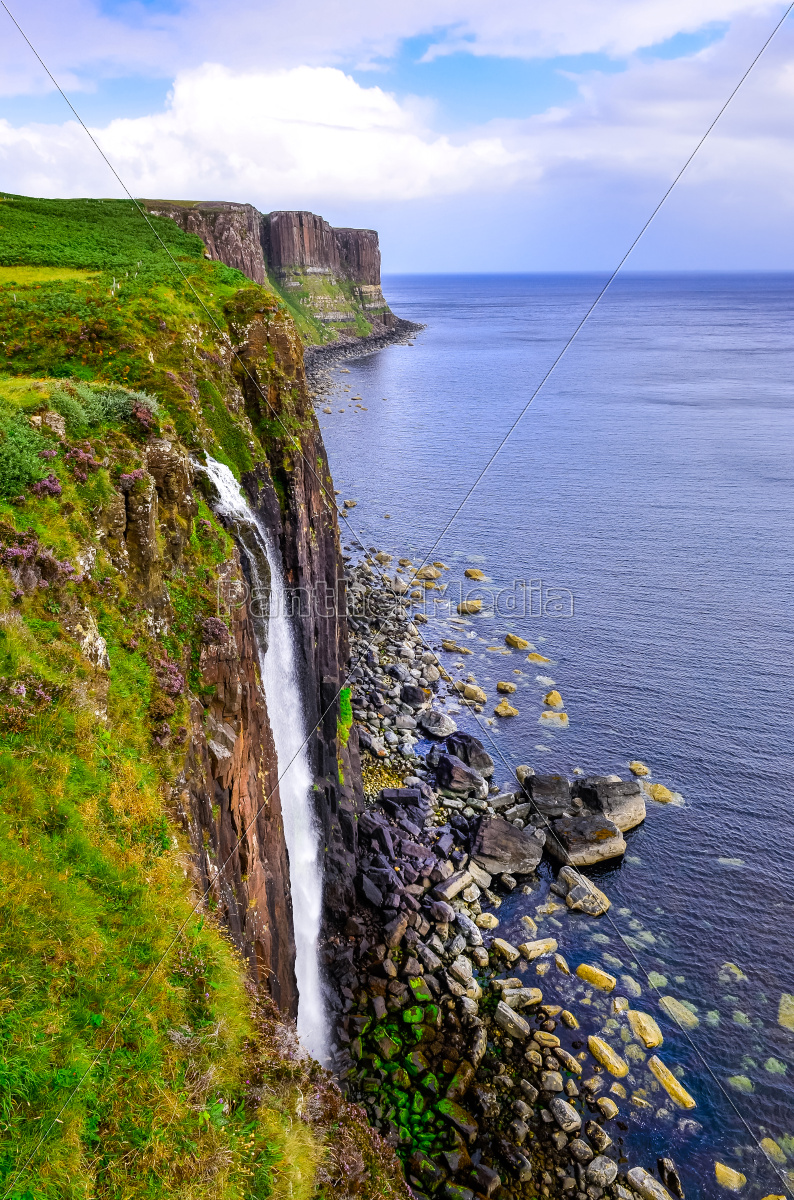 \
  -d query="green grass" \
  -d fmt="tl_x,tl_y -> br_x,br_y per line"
0,194 -> 406,1200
